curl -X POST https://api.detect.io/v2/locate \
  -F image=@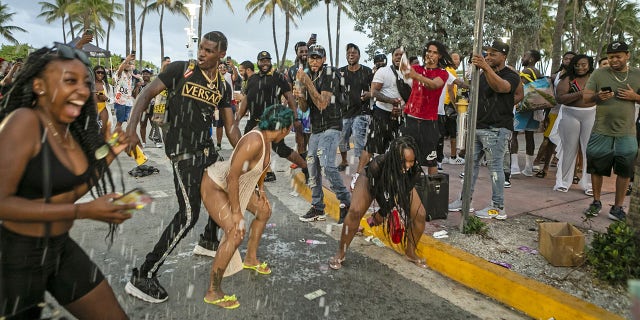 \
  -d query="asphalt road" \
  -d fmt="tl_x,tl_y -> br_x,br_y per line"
55,129 -> 526,320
